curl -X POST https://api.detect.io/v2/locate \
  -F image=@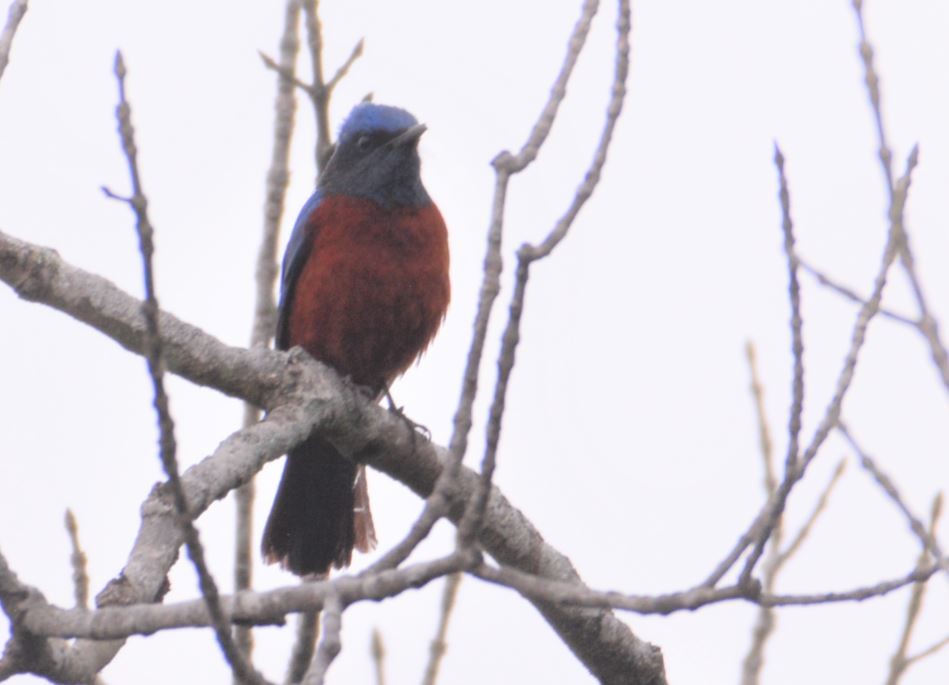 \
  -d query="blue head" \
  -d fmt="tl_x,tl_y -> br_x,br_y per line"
319,103 -> 431,209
